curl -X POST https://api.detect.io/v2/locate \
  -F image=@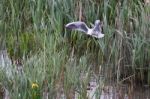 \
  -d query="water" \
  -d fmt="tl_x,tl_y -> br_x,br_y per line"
0,50 -> 13,79
0,50 -> 11,99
